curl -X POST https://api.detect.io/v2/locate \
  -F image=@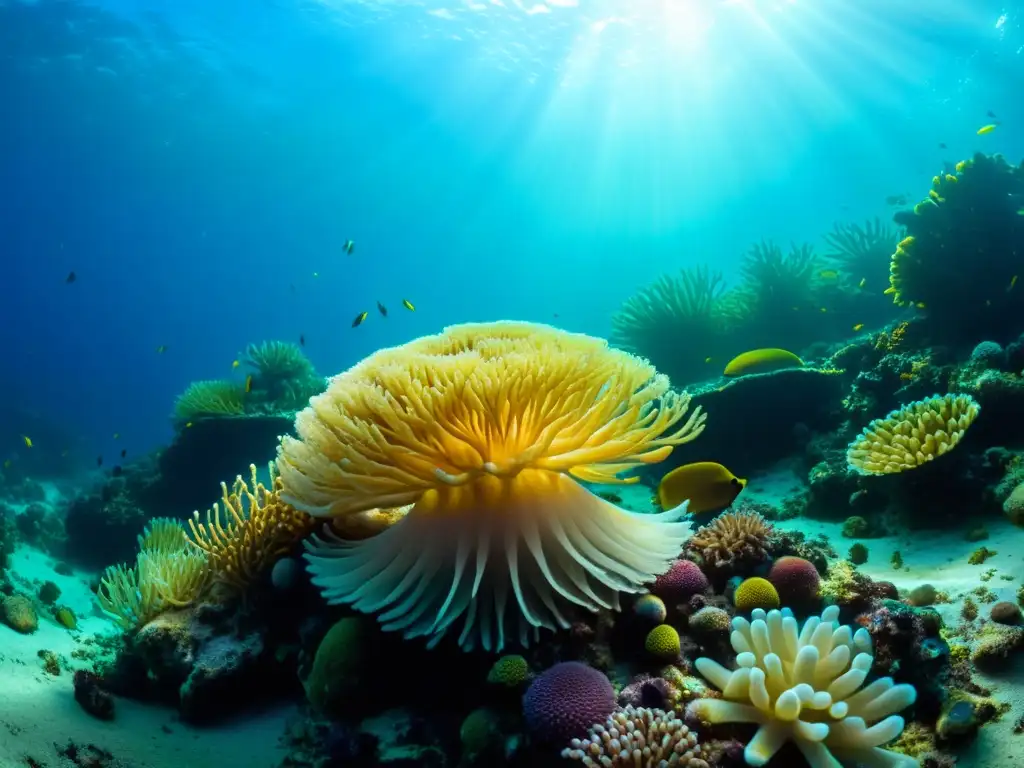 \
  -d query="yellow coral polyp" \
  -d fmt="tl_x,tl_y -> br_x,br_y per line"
846,394 -> 980,475
278,321 -> 707,651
